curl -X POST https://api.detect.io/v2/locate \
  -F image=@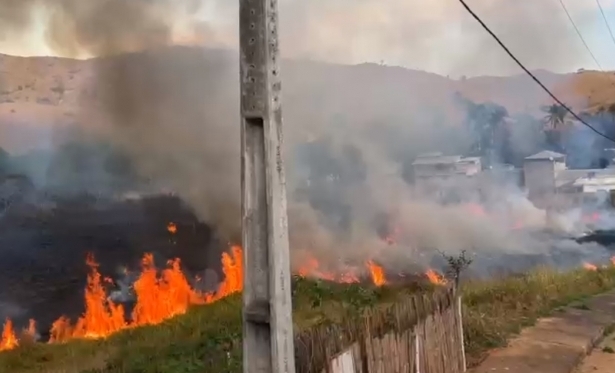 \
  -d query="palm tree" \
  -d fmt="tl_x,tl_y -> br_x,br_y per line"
541,103 -> 569,130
